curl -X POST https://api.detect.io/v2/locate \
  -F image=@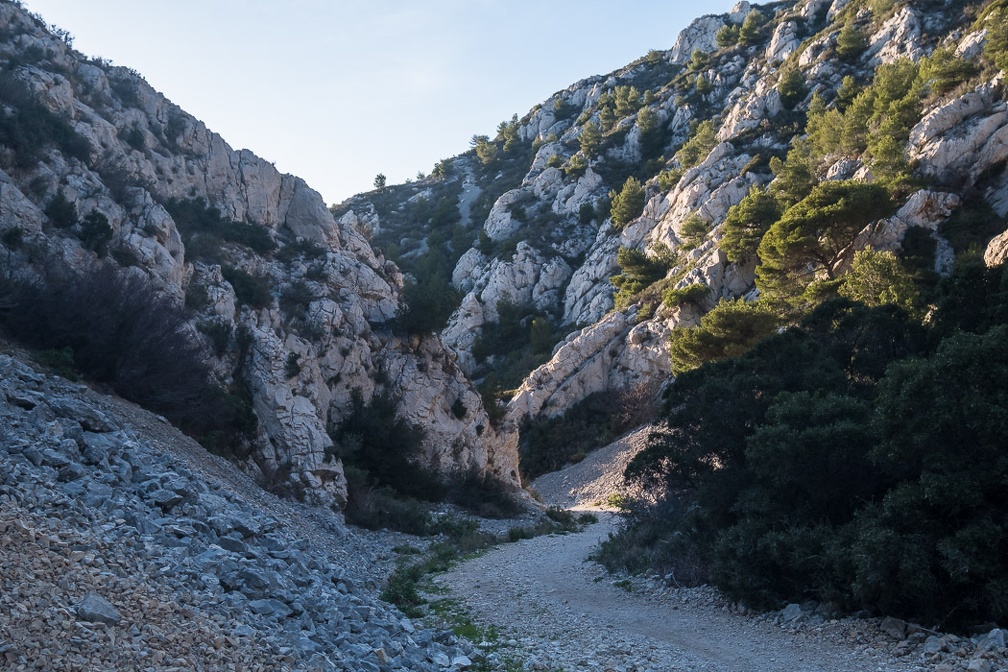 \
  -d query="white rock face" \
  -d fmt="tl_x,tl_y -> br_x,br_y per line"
718,78 -> 783,142
766,21 -> 802,65
867,7 -> 924,65
554,168 -> 604,218
909,80 -> 1008,215
848,190 -> 961,271
382,336 -> 519,485
669,15 -> 728,64
441,293 -> 485,374
507,300 -> 699,427
451,247 -> 488,294
649,145 -> 759,249
957,29 -> 988,60
563,228 -> 620,326
483,189 -> 525,241
828,0 -> 855,21
985,229 -> 1008,267
800,30 -> 836,69
801,0 -> 831,20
